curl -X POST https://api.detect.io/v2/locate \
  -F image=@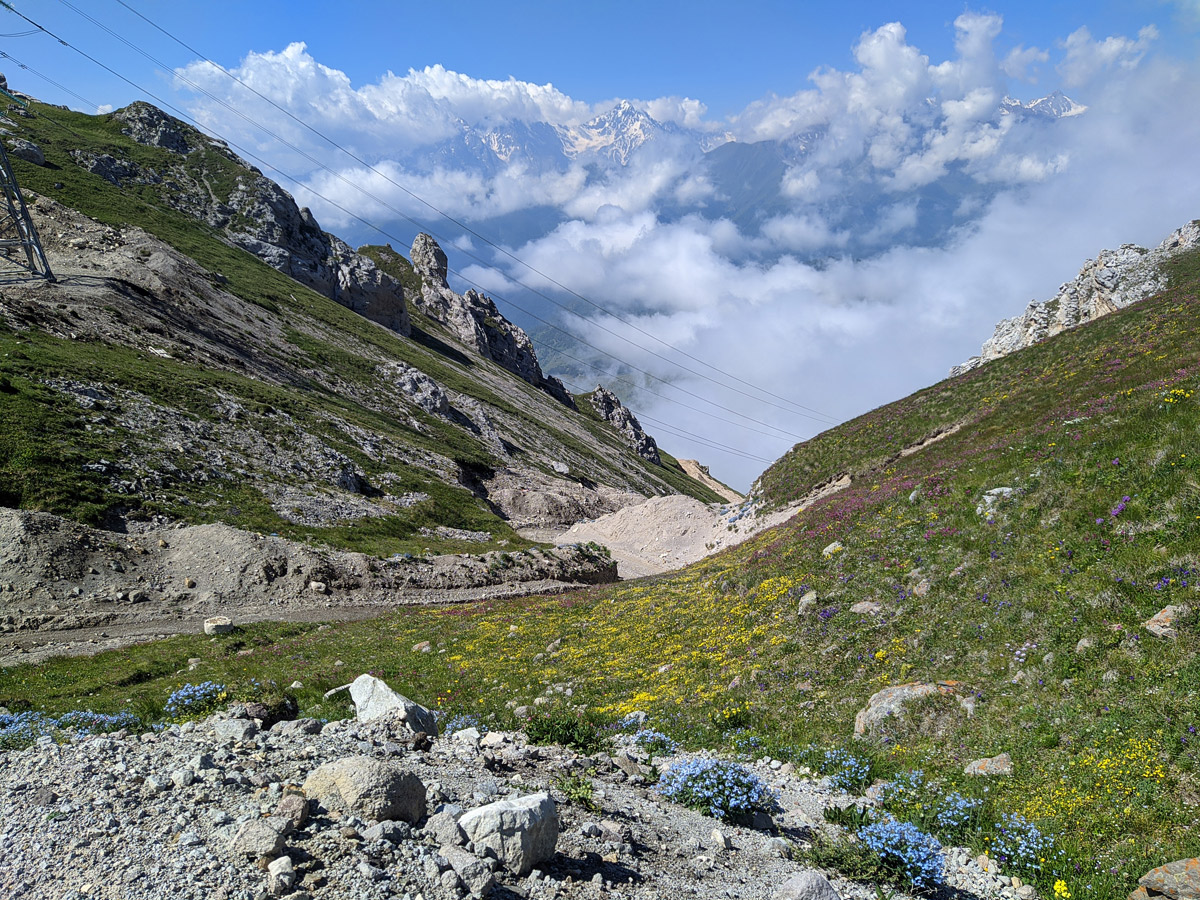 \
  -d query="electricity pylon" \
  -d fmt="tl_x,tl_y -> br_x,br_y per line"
0,84 -> 54,282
